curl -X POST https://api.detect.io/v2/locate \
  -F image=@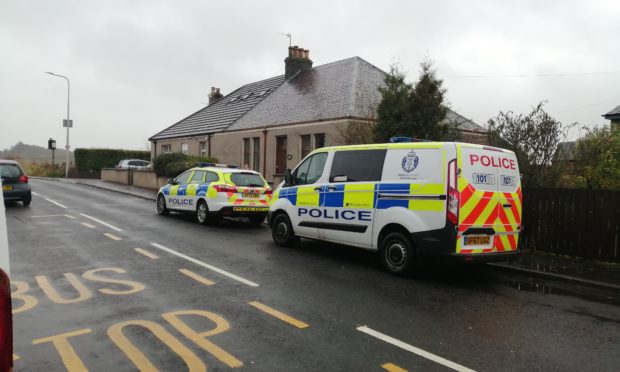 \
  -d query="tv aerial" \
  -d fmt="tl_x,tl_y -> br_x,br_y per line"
278,32 -> 292,46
